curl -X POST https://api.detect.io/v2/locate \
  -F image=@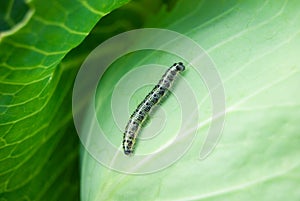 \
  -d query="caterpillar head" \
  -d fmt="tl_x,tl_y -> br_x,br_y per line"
175,62 -> 185,72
